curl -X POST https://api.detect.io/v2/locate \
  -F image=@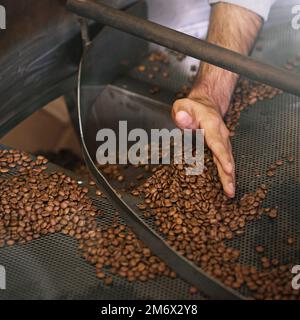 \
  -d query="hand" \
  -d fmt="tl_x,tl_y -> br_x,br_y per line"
172,96 -> 235,198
